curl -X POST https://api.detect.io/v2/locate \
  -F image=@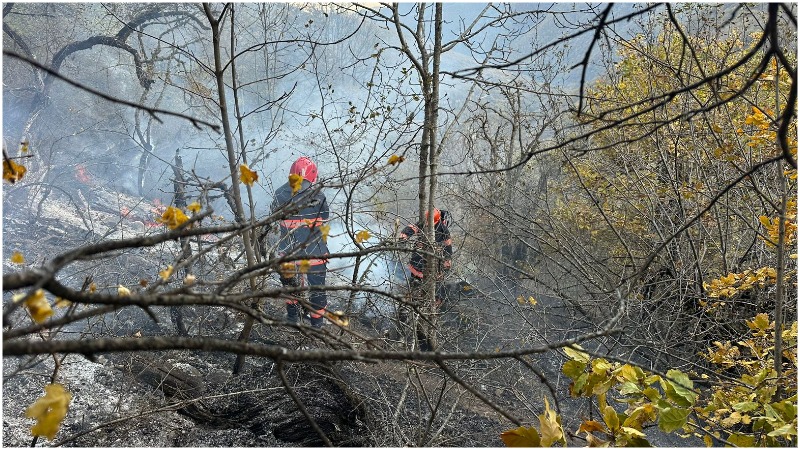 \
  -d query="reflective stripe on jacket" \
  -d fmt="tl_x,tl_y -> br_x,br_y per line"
271,179 -> 330,260
400,220 -> 452,279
